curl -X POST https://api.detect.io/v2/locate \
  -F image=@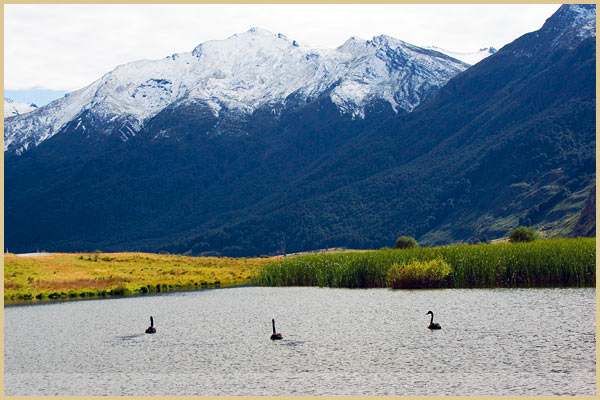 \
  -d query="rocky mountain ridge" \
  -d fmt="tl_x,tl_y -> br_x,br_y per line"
5,29 -> 469,154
